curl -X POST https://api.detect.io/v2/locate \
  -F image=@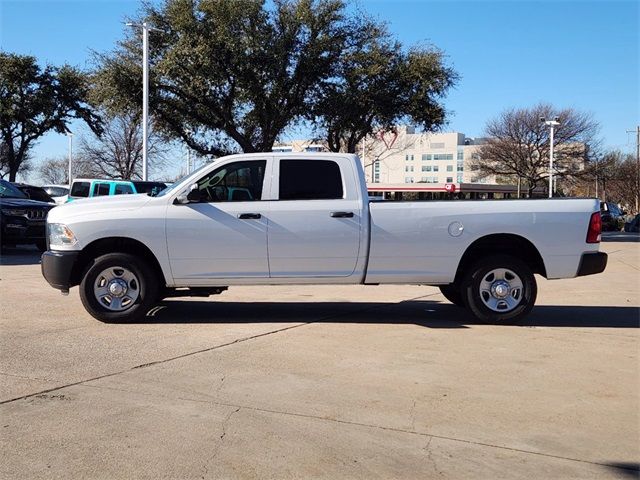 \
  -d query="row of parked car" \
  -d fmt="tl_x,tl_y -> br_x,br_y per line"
1,178 -> 168,251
